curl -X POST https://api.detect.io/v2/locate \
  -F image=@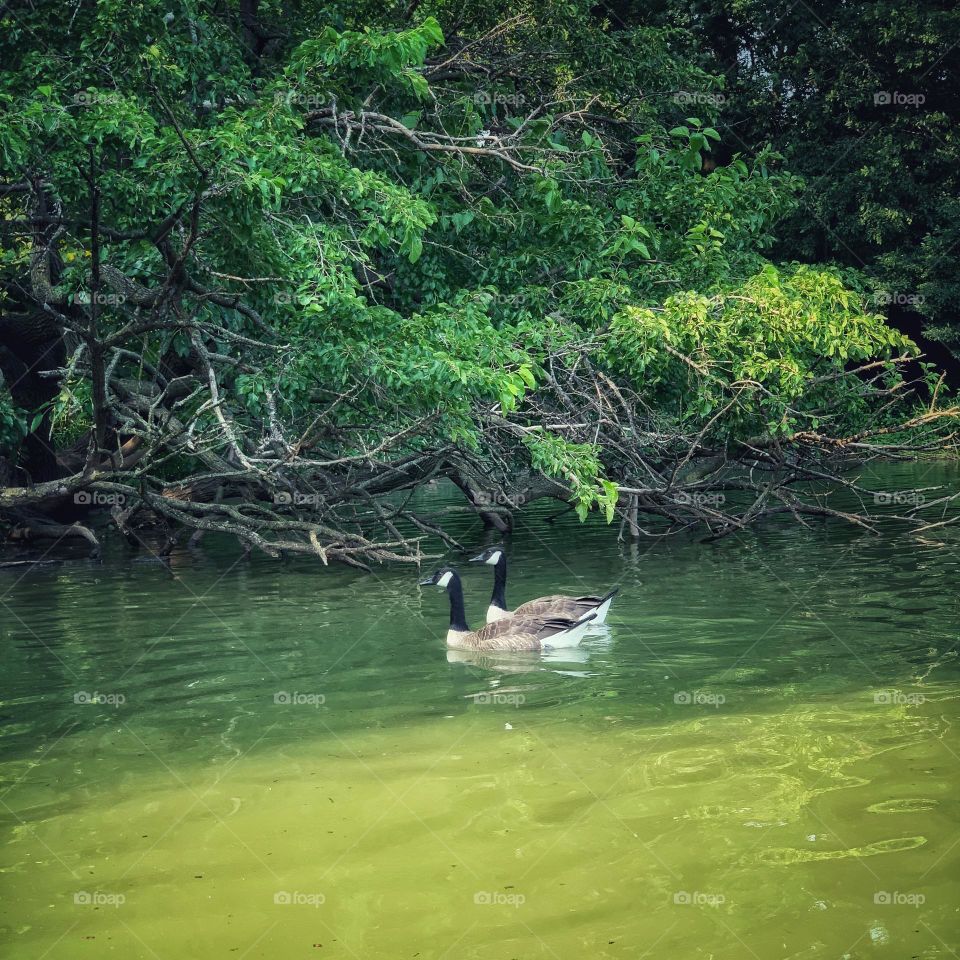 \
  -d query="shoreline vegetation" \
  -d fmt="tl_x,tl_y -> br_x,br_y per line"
2,3 -> 958,569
